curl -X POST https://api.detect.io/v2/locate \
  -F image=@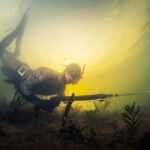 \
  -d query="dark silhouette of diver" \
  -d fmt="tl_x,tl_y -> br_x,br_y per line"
0,14 -> 83,111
